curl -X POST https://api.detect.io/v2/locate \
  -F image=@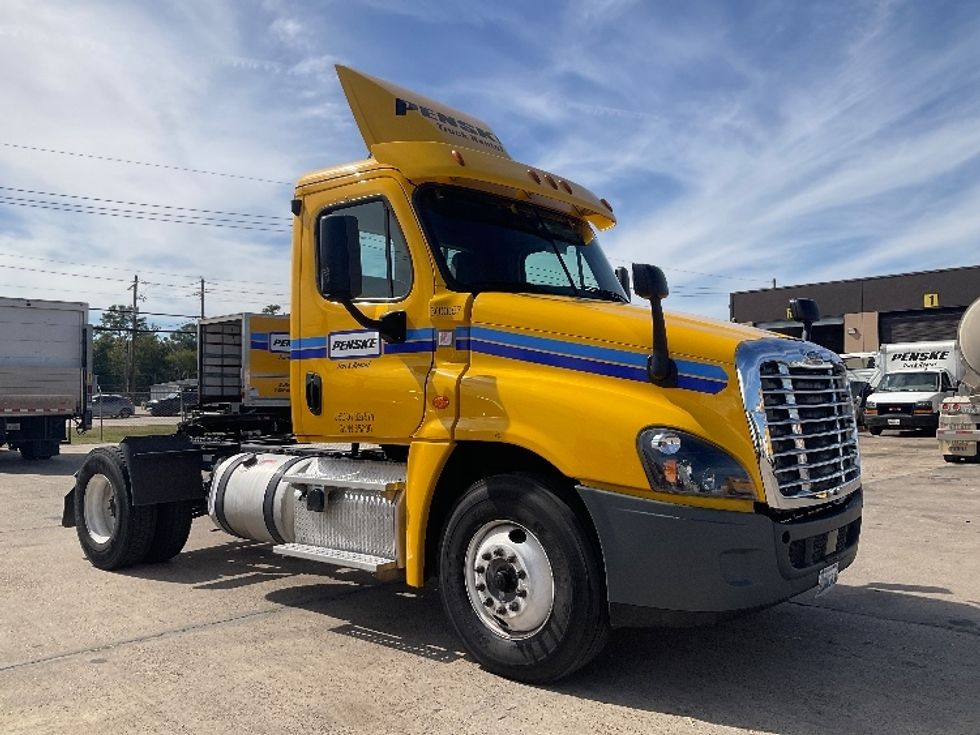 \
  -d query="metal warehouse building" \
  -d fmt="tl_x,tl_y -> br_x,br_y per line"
730,264 -> 980,354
